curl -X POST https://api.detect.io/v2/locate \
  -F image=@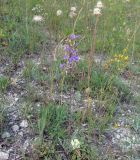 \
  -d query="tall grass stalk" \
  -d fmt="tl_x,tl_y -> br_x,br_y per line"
88,15 -> 100,87
72,0 -> 85,34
